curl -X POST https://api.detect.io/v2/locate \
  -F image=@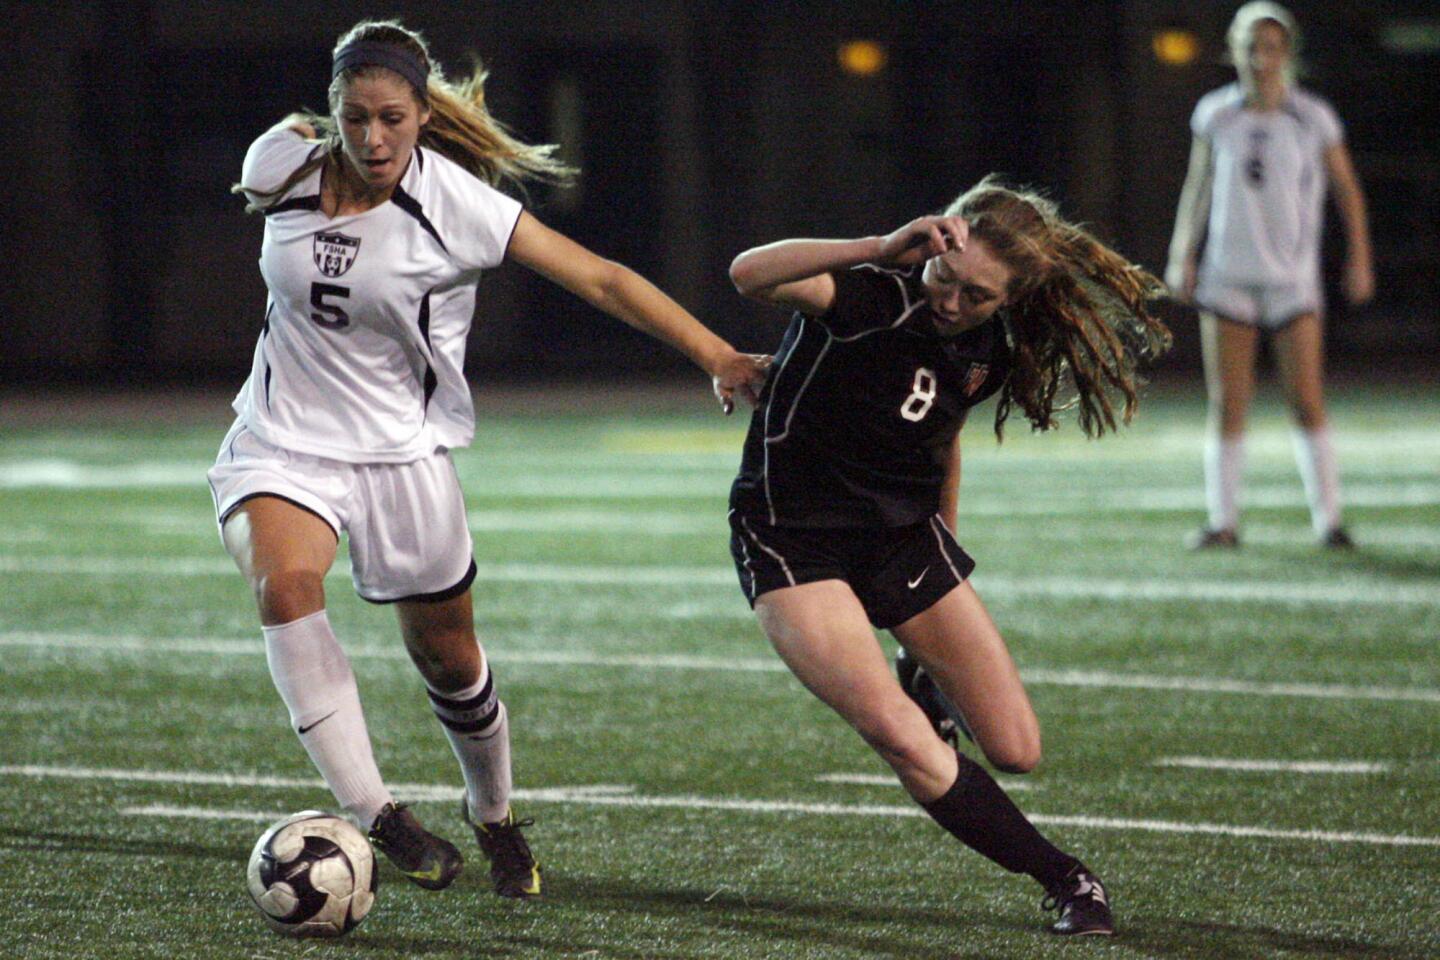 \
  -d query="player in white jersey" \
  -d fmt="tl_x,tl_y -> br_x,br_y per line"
1167,2 -> 1373,549
206,19 -> 768,899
